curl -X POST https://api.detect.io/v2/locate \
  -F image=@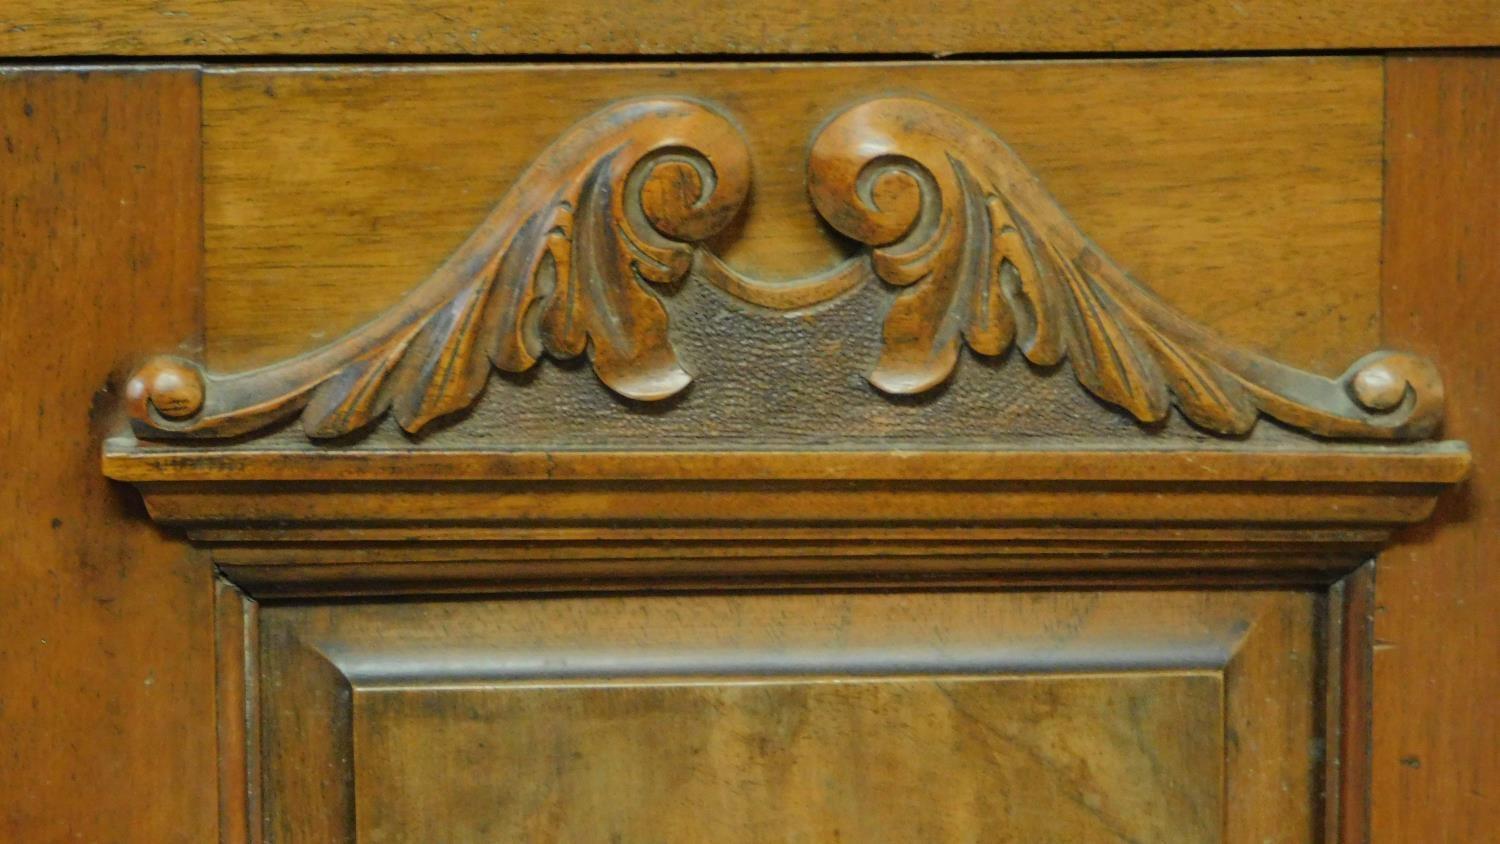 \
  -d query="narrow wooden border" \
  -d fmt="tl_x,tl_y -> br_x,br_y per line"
216,578 -> 261,844
1326,561 -> 1375,842
1376,54 -> 1499,839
